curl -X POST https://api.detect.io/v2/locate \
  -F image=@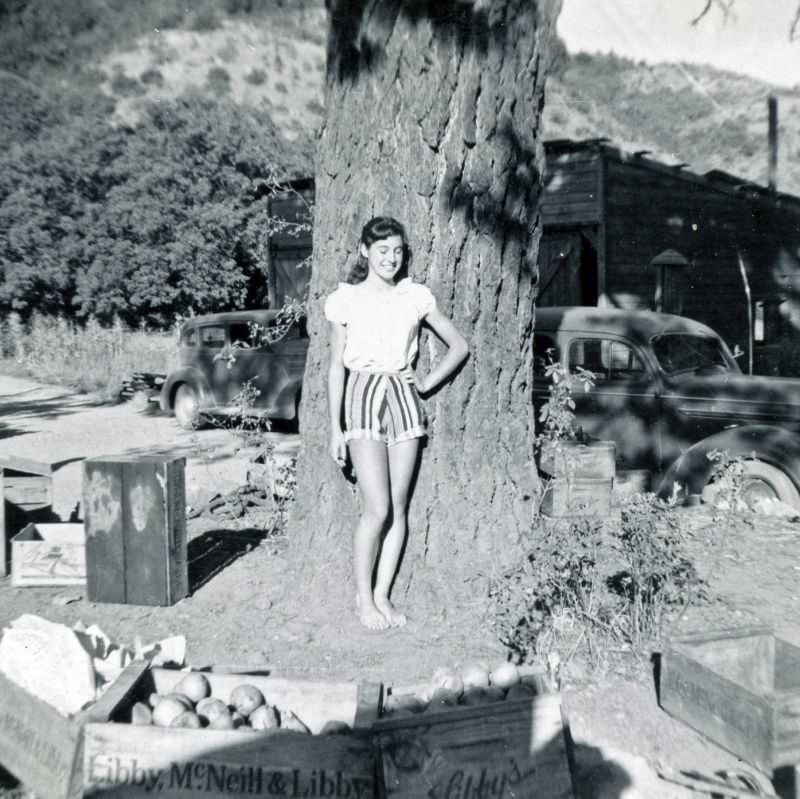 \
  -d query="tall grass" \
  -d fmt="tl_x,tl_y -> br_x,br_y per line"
0,312 -> 179,401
